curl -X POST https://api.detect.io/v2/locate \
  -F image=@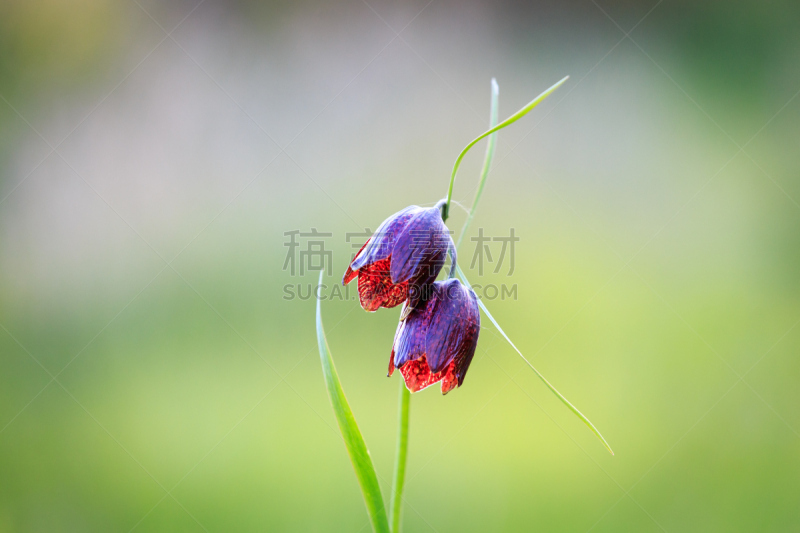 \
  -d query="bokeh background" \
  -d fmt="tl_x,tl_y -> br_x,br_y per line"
1,0 -> 799,531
